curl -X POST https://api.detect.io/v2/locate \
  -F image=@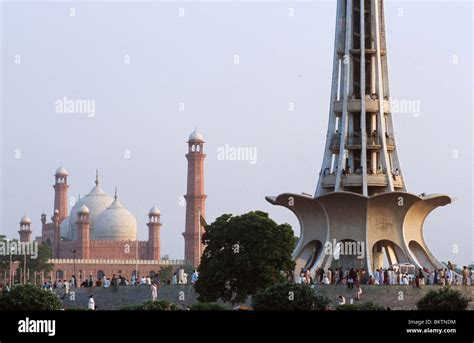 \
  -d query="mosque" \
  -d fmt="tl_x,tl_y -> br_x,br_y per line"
16,130 -> 207,281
